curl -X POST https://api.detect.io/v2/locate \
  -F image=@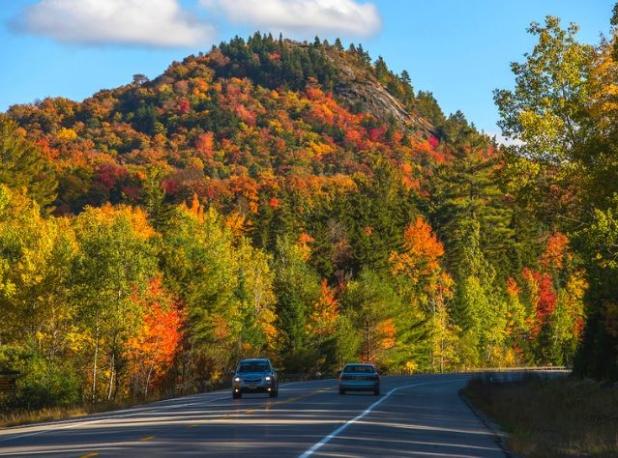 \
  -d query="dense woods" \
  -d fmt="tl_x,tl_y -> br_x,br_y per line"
0,8 -> 617,411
